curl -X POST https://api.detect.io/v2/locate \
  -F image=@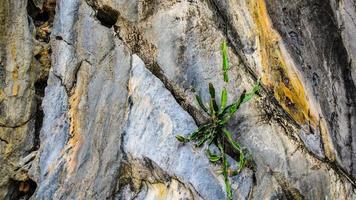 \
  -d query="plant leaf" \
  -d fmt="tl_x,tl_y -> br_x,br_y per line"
218,141 -> 233,200
221,41 -> 229,83
209,98 -> 215,116
222,129 -> 247,173
208,83 -> 219,113
234,90 -> 246,111
209,156 -> 221,163
206,149 -> 221,163
195,128 -> 213,147
220,90 -> 246,117
221,88 -> 228,111
196,133 -> 210,147
239,152 -> 246,172
176,135 -> 189,143
195,94 -> 209,114
189,130 -> 202,141
223,72 -> 229,83
229,104 -> 237,115
221,41 -> 229,71
189,124 -> 212,141
223,129 -> 243,154
242,80 -> 260,104
209,83 -> 215,98
206,129 -> 217,145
